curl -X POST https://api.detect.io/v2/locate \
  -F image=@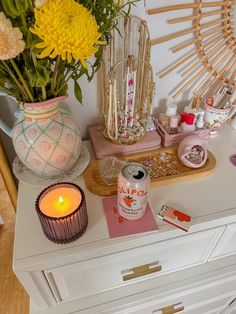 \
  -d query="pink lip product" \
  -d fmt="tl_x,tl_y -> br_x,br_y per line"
157,205 -> 192,232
